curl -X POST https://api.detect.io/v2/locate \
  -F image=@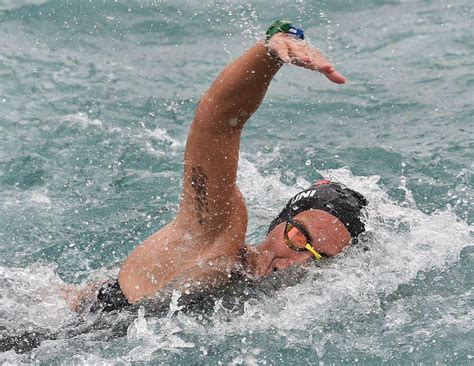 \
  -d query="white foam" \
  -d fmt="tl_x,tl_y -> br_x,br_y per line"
124,301 -> 195,362
237,154 -> 305,234
138,165 -> 472,361
29,191 -> 52,205
148,127 -> 181,149
1,165 -> 472,362
2,188 -> 52,209
0,0 -> 47,12
62,112 -> 103,129
0,264 -> 75,332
